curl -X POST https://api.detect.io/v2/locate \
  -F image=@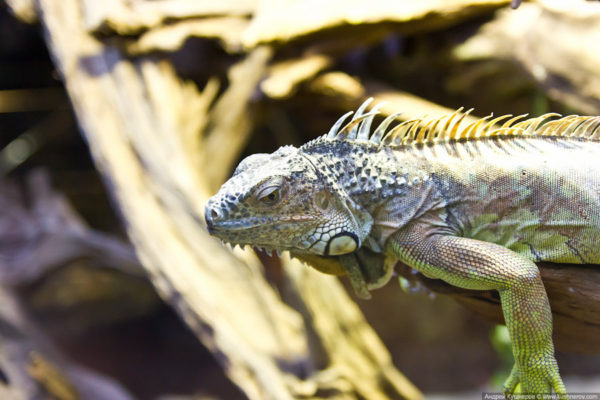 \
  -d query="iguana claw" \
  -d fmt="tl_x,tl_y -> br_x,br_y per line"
503,357 -> 569,400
